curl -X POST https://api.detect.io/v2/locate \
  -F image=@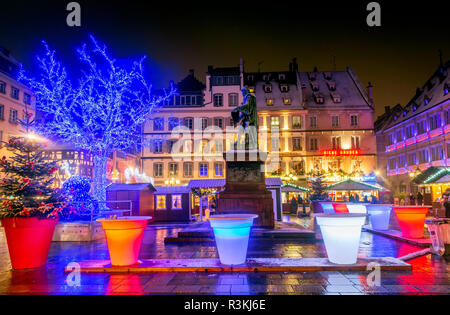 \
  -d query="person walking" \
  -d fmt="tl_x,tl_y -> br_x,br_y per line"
290,196 -> 298,215
417,191 -> 424,206
409,193 -> 416,205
